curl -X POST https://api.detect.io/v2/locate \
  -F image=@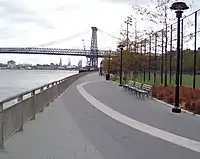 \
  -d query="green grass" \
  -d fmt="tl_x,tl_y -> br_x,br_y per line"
111,73 -> 200,88
136,73 -> 200,88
